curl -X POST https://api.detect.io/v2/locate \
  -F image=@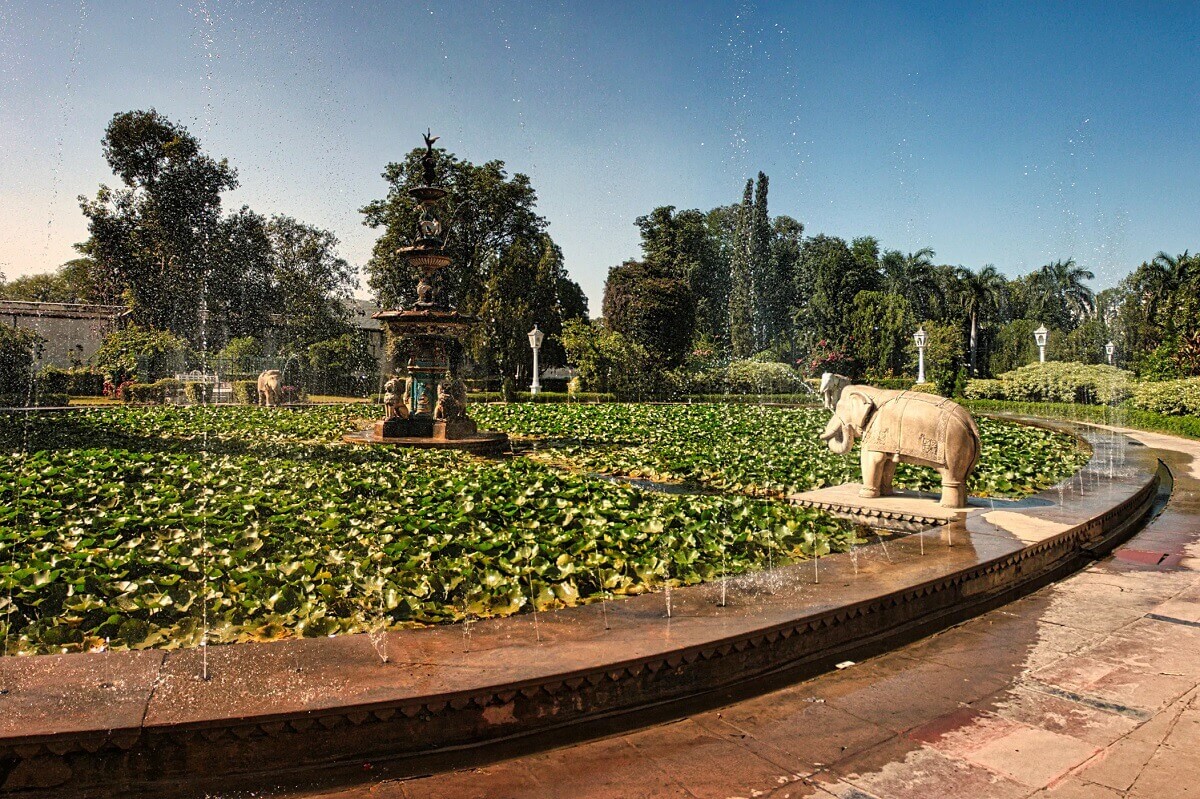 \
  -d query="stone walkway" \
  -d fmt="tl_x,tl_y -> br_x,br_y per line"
287,427 -> 1200,799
